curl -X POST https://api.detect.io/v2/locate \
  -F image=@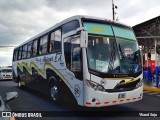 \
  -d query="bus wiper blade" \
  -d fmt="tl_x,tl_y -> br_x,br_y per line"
108,50 -> 116,72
